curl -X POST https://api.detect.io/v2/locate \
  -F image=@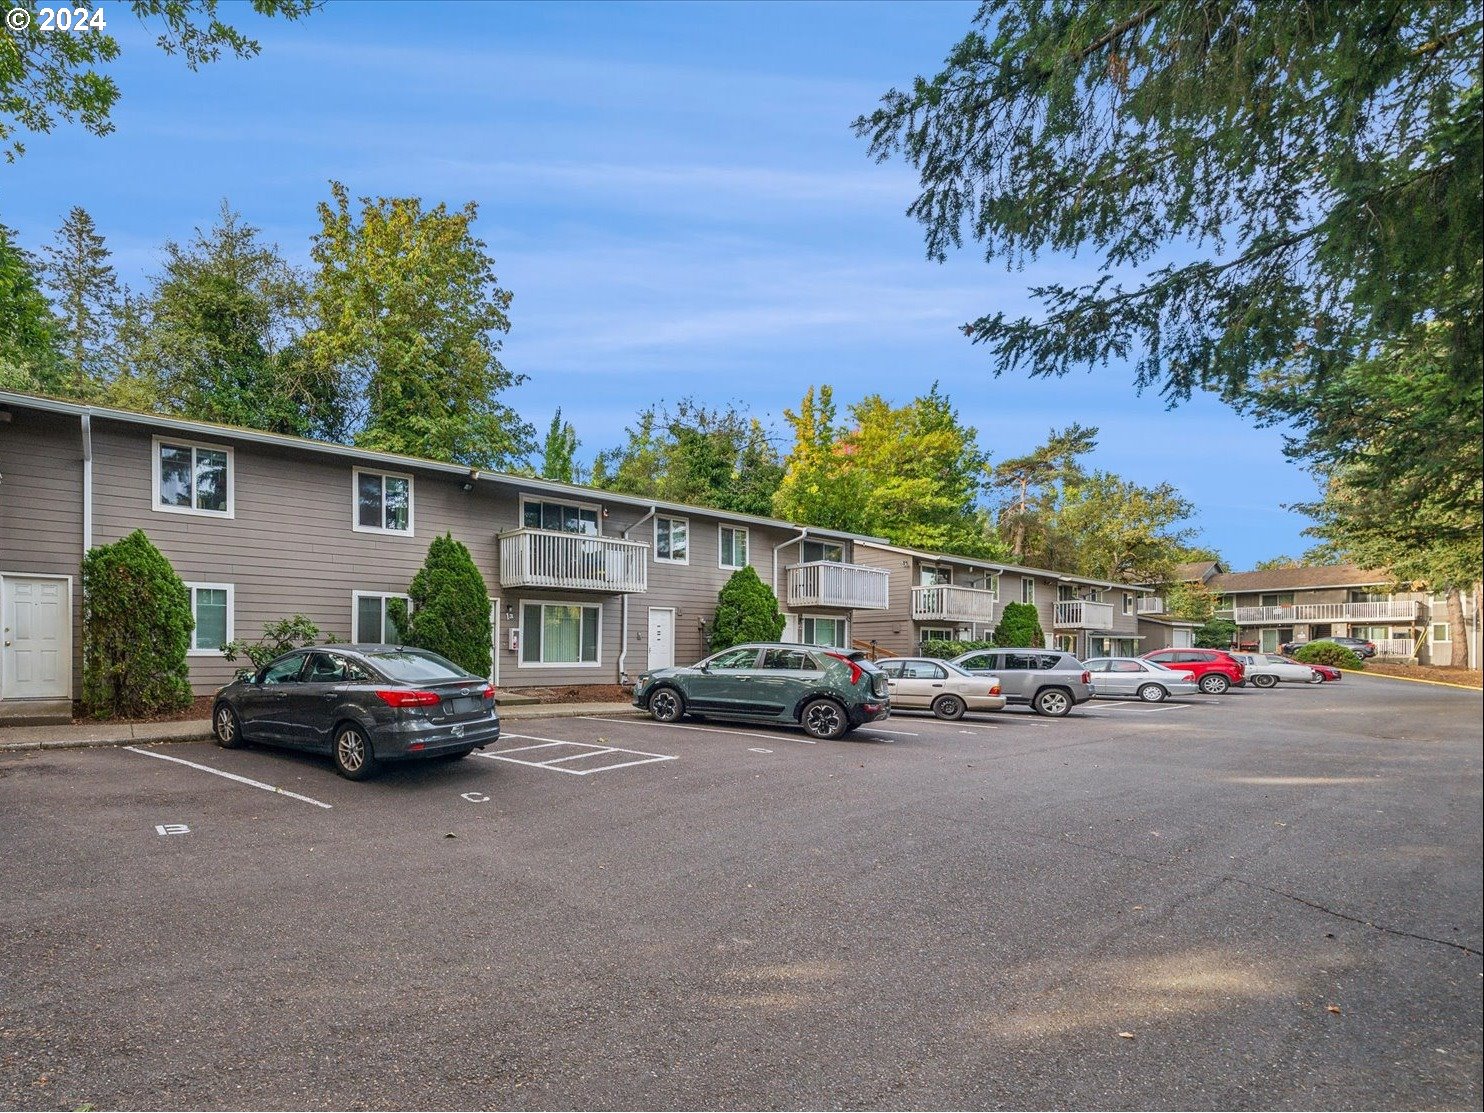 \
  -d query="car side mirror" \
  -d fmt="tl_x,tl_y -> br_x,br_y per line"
699,663 -> 712,674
